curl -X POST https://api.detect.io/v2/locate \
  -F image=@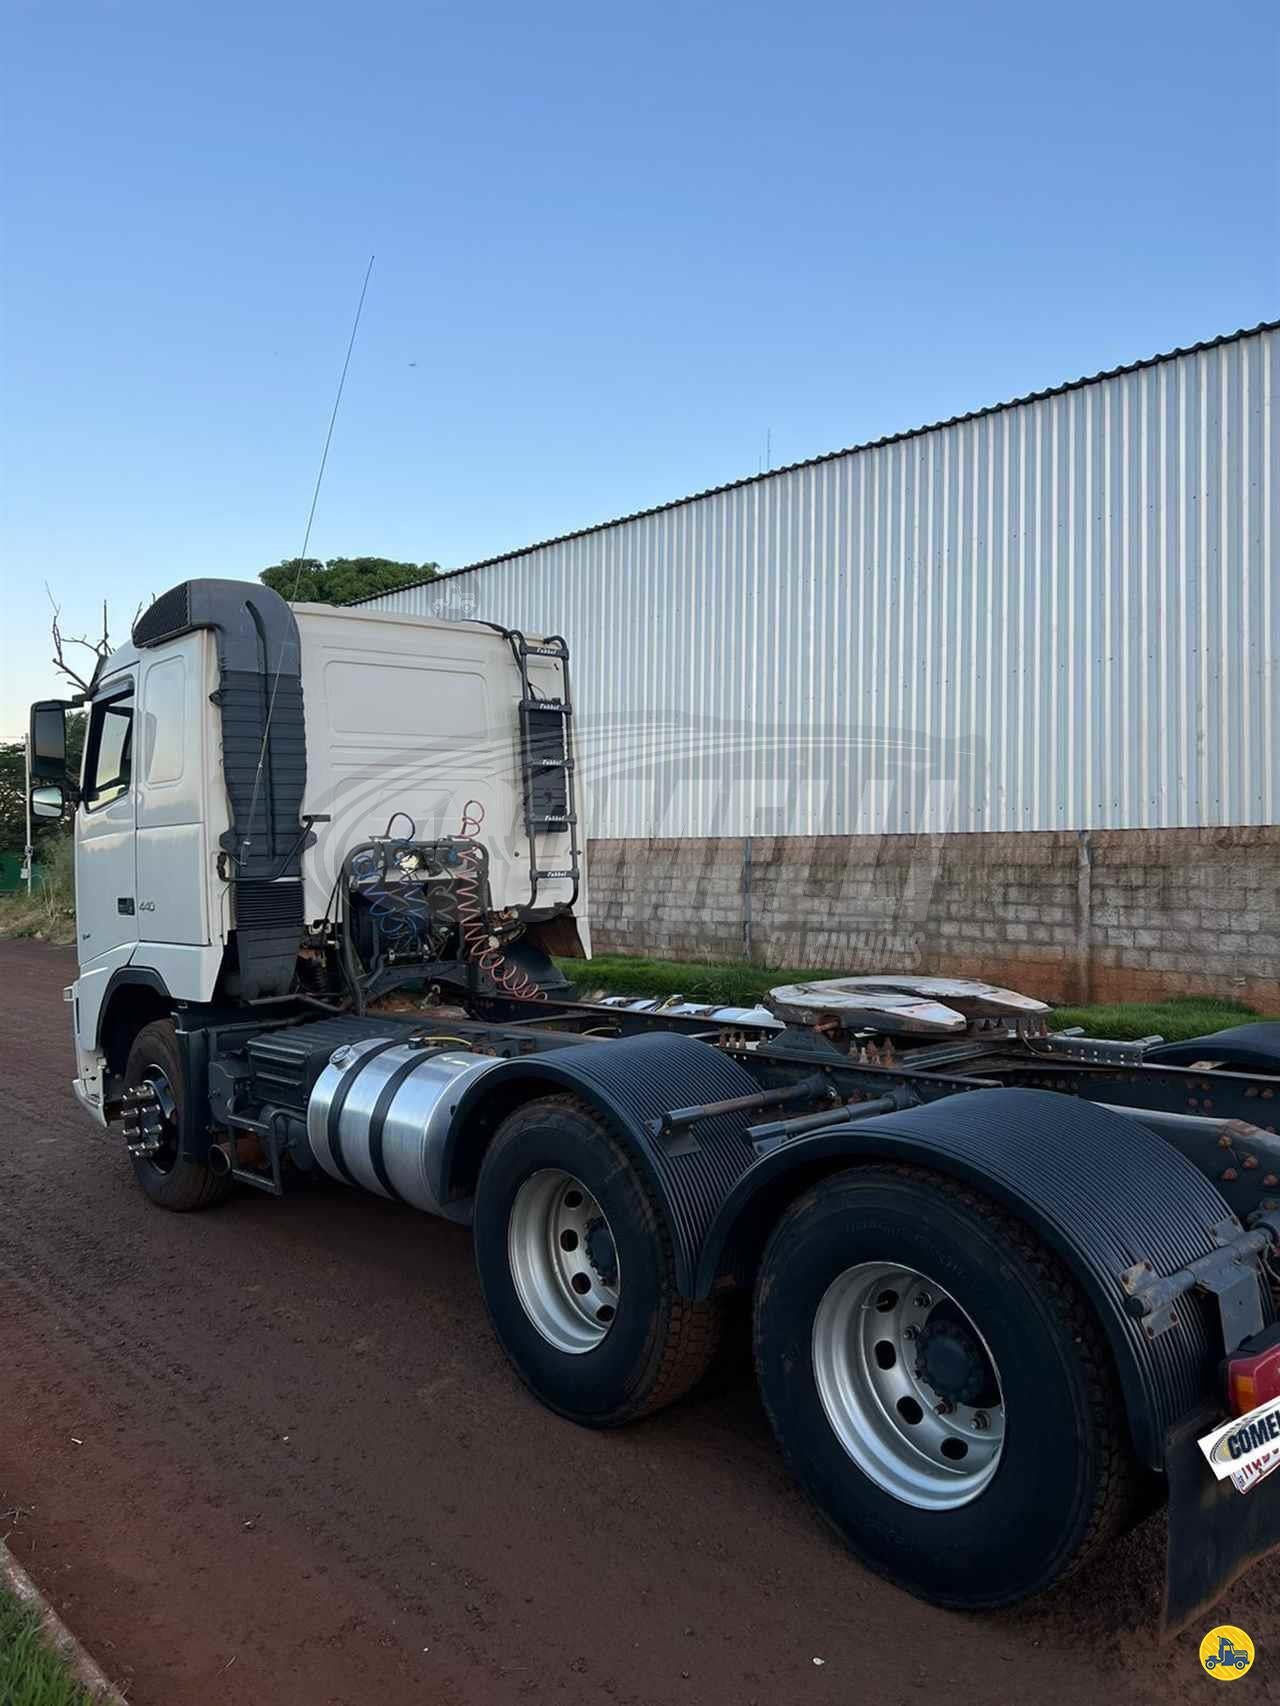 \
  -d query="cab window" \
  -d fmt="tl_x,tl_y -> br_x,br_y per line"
143,655 -> 185,784
83,686 -> 135,810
